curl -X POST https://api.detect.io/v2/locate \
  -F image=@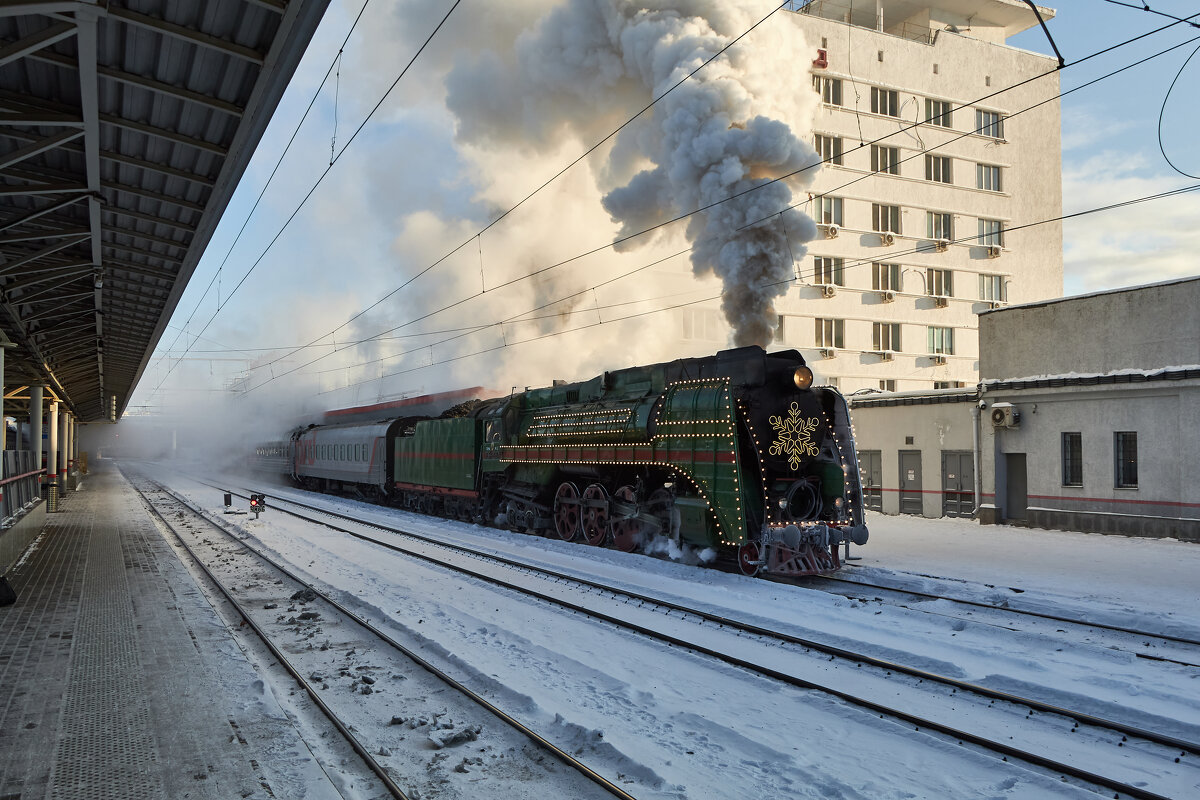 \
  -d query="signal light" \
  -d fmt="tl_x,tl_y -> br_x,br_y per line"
250,493 -> 266,516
